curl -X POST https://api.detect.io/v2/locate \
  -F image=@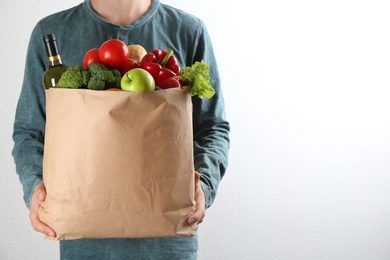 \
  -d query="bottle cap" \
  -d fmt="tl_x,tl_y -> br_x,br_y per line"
43,34 -> 56,43
43,34 -> 59,58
